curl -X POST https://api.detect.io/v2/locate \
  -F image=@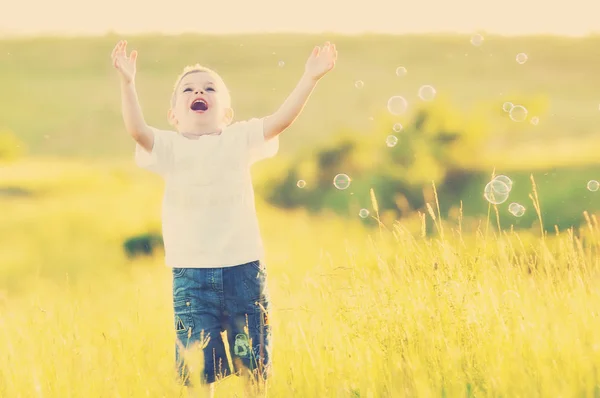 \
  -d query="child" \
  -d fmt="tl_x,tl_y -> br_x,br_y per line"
110,39 -> 337,397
